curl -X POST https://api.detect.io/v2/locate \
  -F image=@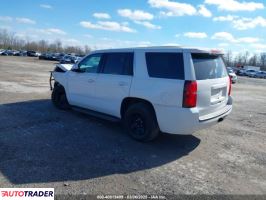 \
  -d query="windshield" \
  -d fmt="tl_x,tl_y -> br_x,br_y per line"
192,53 -> 228,80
